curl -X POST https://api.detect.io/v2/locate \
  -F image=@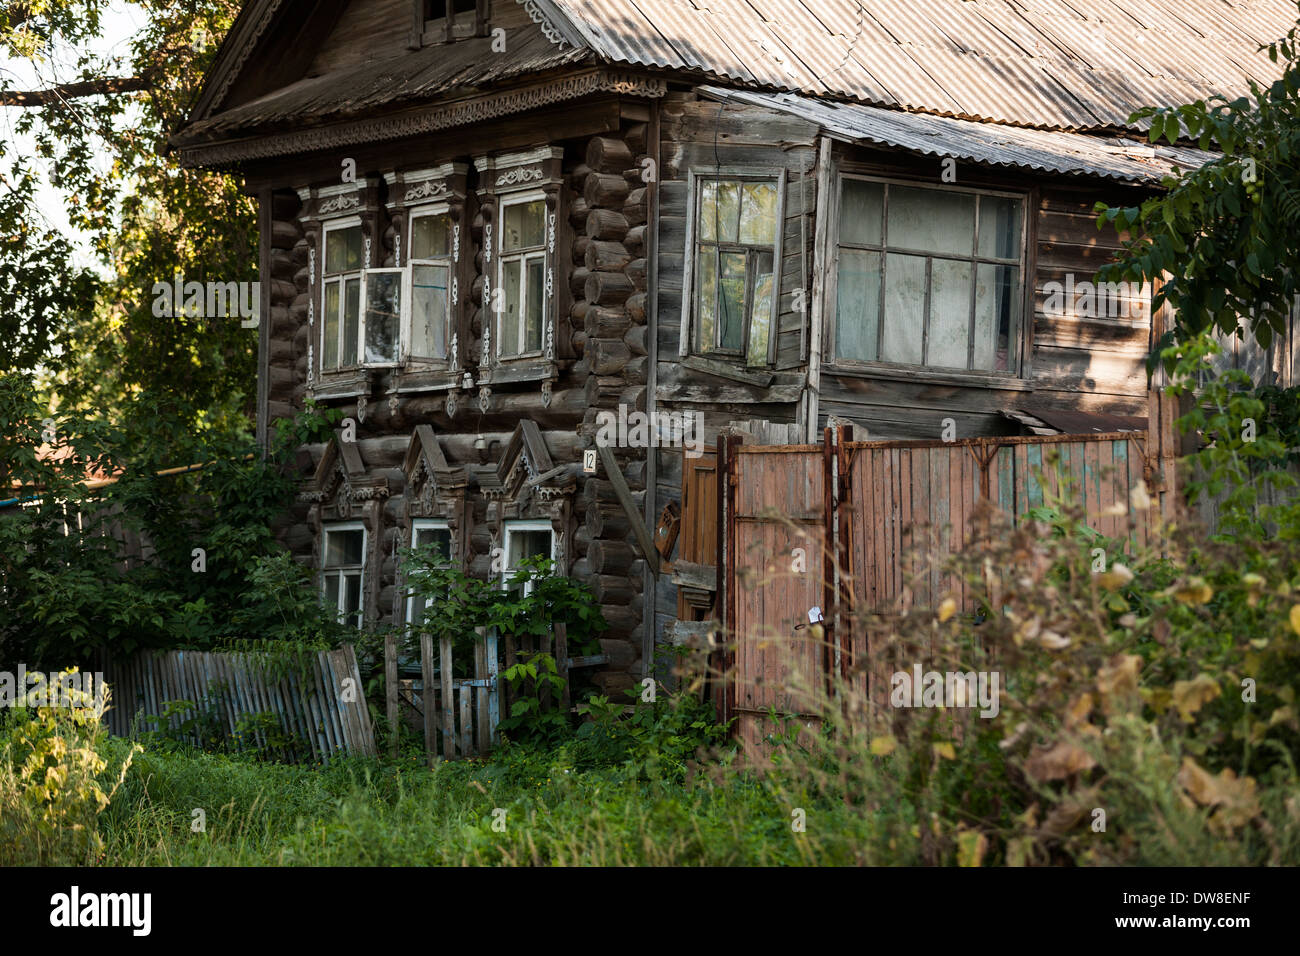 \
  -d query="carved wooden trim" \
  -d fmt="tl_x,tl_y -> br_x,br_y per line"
178,71 -> 668,168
